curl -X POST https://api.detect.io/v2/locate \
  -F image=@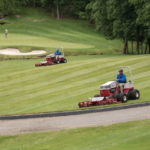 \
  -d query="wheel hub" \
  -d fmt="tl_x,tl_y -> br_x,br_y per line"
123,96 -> 127,101
136,92 -> 139,98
